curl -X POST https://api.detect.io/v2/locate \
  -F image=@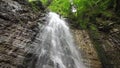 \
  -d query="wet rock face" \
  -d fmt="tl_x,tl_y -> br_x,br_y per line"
72,29 -> 102,68
0,0 -> 45,68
